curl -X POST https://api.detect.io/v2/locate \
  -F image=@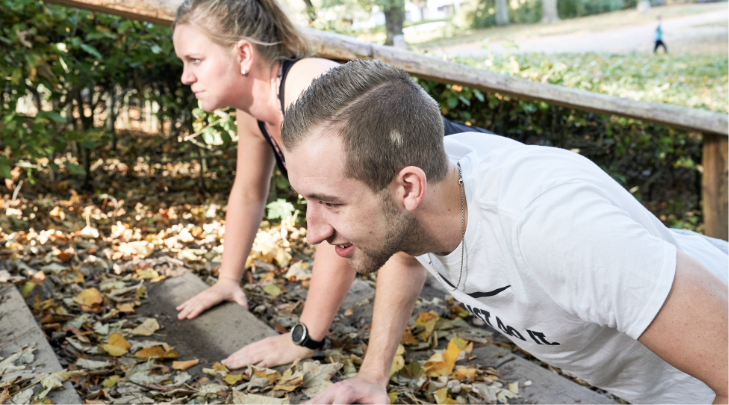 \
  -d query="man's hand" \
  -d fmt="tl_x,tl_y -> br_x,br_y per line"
221,333 -> 312,369
304,374 -> 390,404
176,278 -> 248,320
